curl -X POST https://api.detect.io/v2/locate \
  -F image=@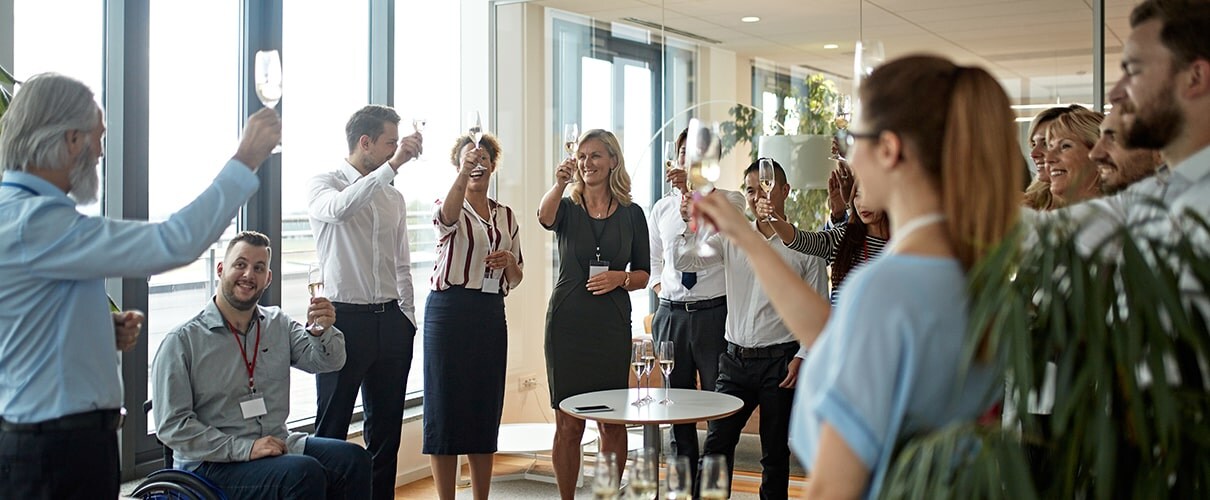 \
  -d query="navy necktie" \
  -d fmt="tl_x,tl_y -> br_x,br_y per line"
681,271 -> 697,289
